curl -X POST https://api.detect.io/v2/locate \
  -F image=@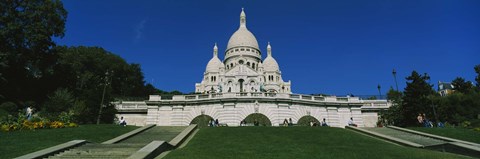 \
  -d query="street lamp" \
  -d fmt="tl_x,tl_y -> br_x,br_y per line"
392,69 -> 398,91
96,70 -> 111,125
377,84 -> 382,99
